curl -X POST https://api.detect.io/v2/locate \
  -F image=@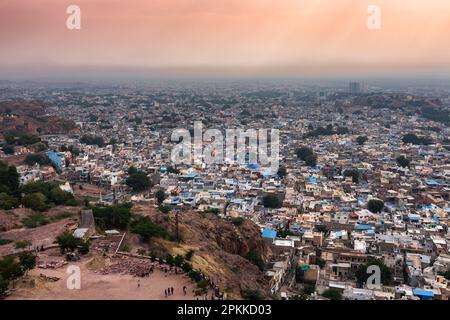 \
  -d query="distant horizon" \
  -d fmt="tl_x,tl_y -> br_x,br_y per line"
2,64 -> 450,78
1,67 -> 450,90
